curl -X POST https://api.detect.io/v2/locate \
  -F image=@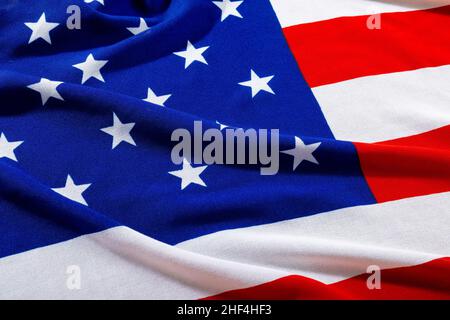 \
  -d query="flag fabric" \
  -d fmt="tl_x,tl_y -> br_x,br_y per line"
0,0 -> 449,299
